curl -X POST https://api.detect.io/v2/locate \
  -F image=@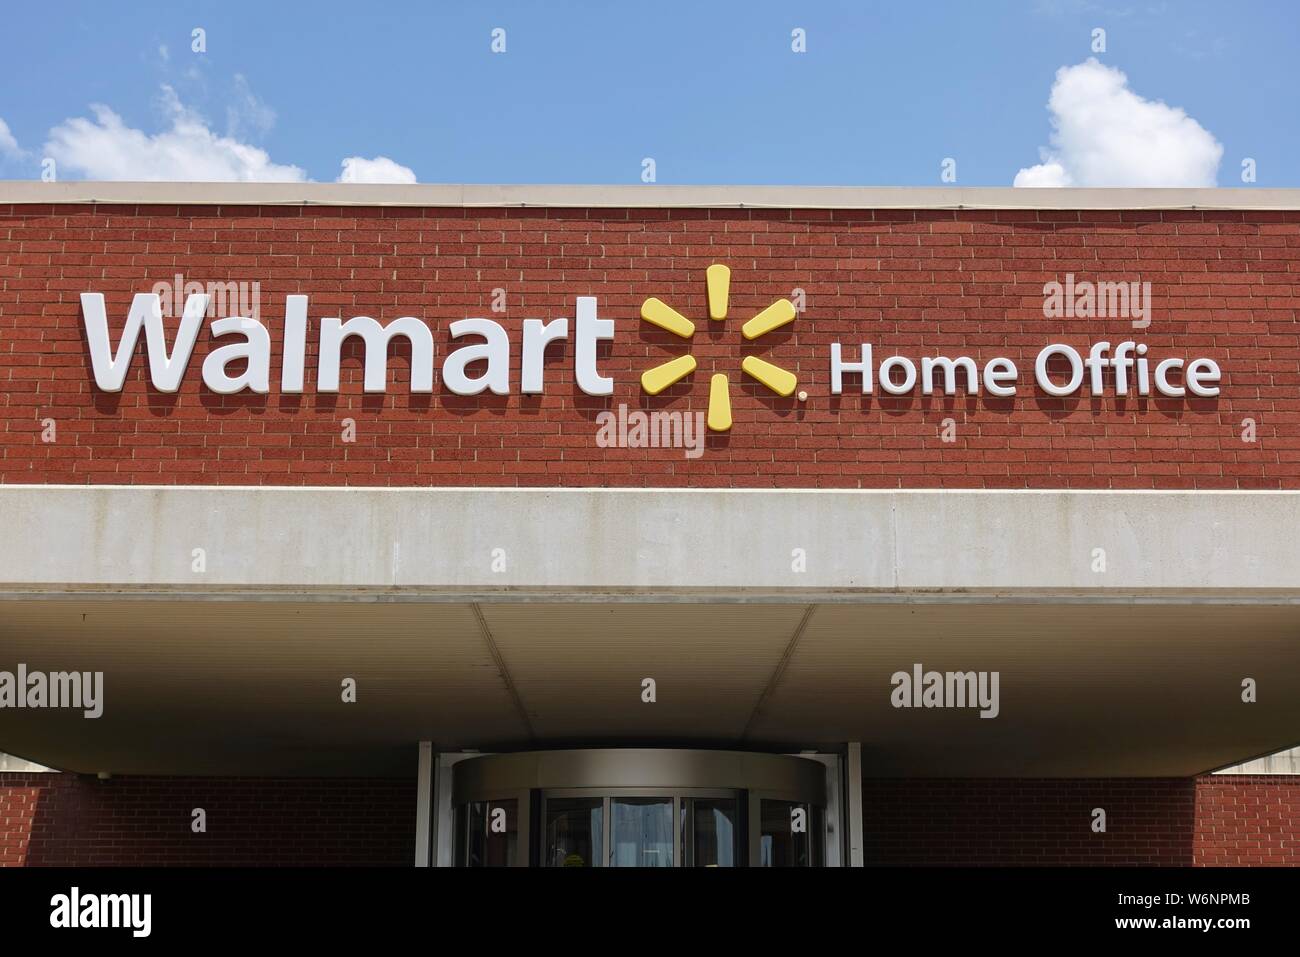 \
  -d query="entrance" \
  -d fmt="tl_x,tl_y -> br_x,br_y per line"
448,749 -> 828,867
